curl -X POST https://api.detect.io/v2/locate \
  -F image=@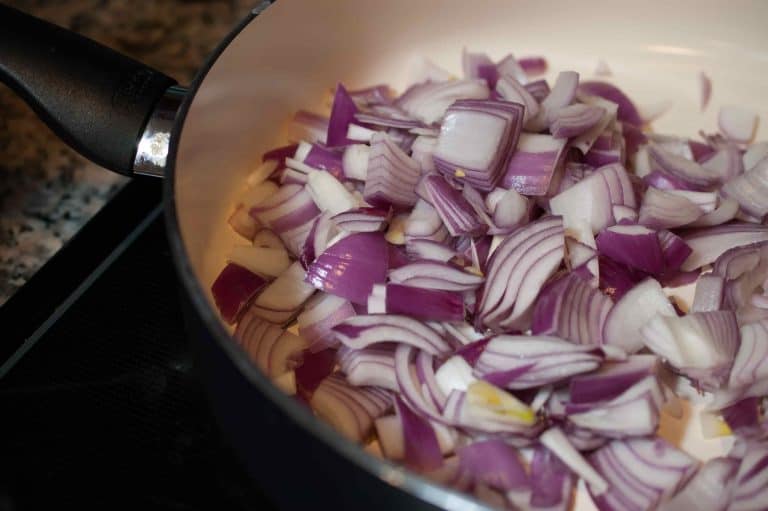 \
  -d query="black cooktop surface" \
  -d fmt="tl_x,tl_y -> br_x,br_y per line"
0,179 -> 277,510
